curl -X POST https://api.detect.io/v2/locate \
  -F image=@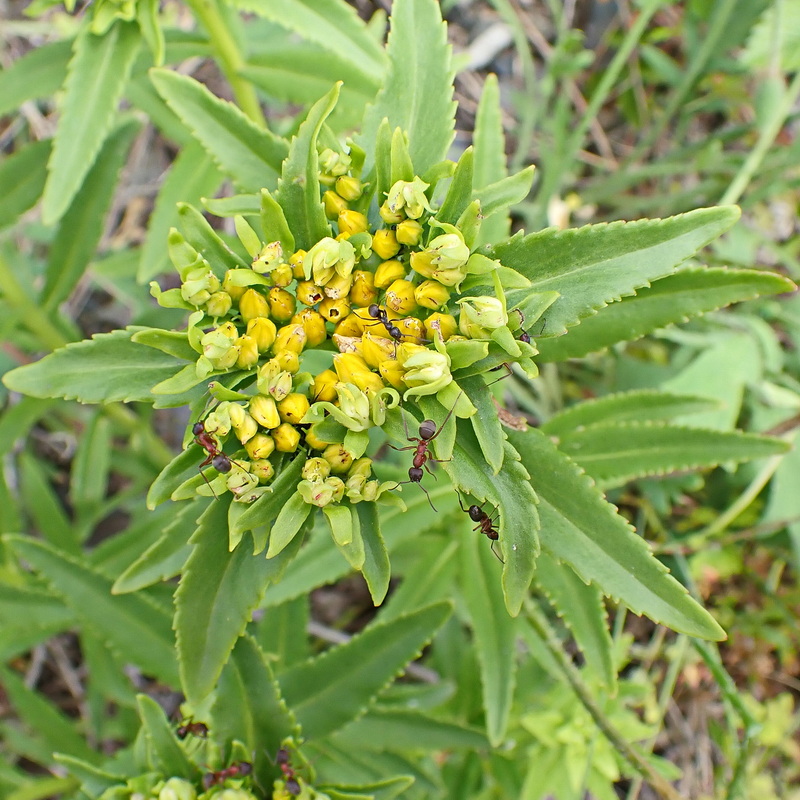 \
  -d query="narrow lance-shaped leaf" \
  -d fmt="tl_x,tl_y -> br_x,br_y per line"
42,21 -> 141,224
357,501 -> 391,605
0,39 -> 72,117
0,140 -> 51,232
491,206 -> 742,336
359,0 -> 456,175
278,601 -> 452,738
149,68 -> 289,189
536,266 -> 797,361
507,429 -> 726,640
135,694 -> 197,780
